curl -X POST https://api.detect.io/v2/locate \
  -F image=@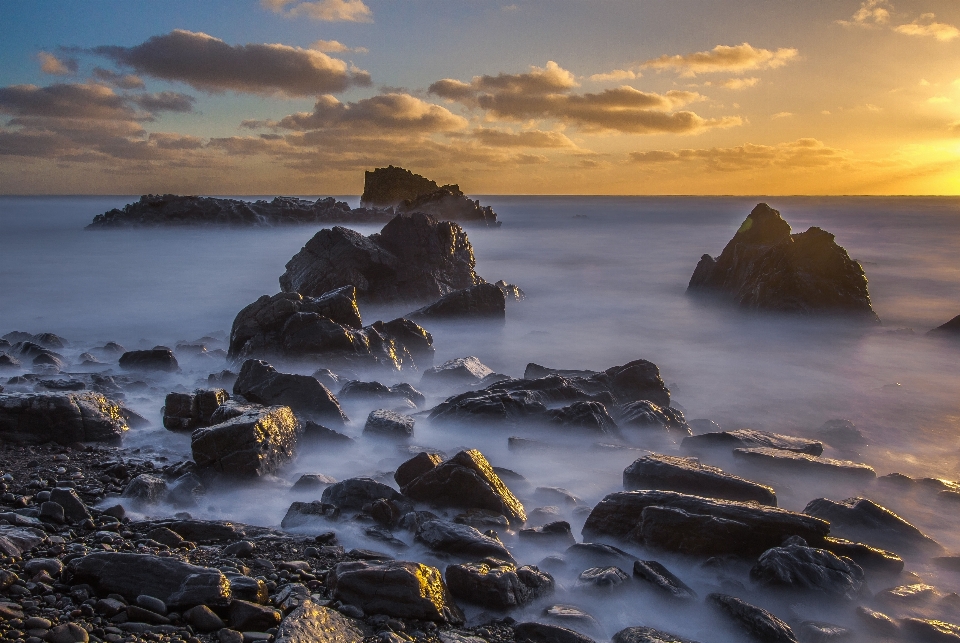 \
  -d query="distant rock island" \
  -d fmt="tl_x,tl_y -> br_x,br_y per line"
688,203 -> 878,320
86,166 -> 500,229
